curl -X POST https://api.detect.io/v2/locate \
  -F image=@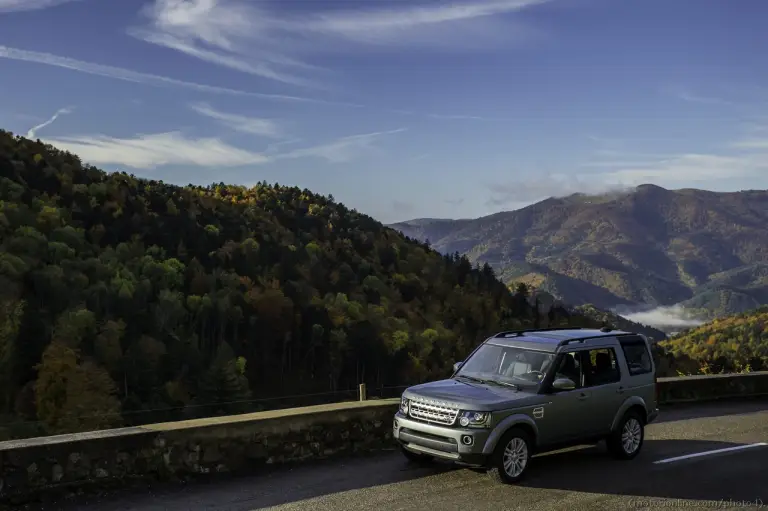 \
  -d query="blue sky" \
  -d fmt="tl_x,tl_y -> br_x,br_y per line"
1,0 -> 767,224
